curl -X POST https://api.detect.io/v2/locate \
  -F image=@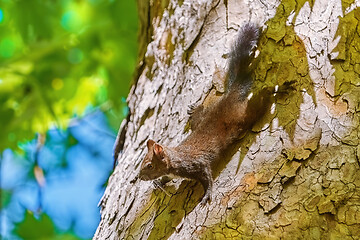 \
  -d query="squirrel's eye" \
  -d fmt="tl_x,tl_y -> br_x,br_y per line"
147,164 -> 153,169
